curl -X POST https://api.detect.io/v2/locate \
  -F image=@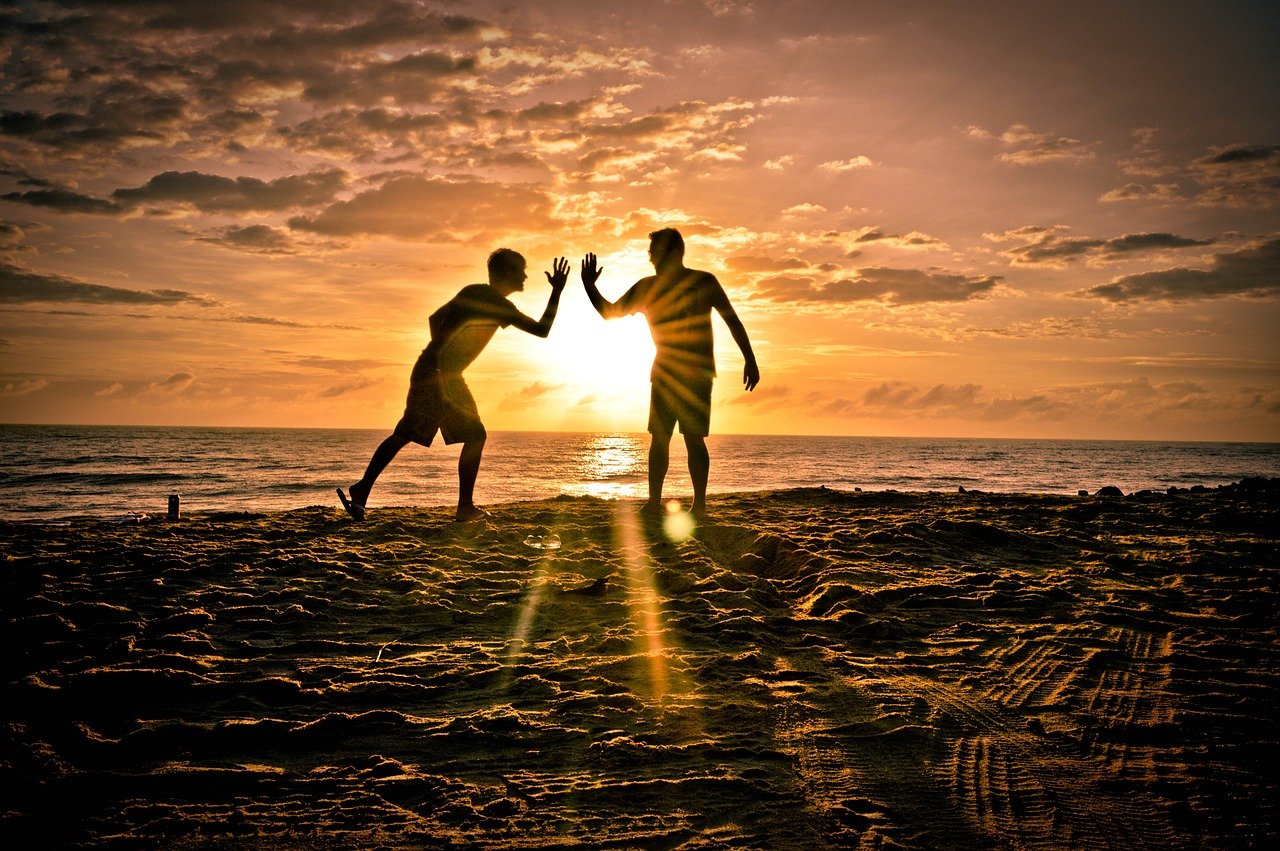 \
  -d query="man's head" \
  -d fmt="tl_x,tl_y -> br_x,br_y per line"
648,227 -> 685,271
487,248 -> 528,293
